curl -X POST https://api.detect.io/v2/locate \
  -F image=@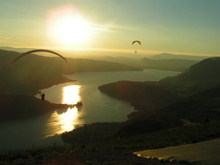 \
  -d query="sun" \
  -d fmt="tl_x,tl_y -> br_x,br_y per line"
53,16 -> 92,45
47,6 -> 93,47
